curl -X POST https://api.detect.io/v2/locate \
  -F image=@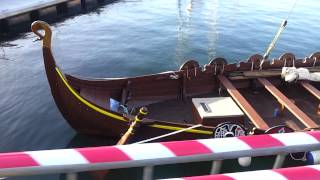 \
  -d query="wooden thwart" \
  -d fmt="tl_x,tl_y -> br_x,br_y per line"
257,78 -> 318,128
218,75 -> 270,130
300,81 -> 320,100
228,67 -> 320,80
